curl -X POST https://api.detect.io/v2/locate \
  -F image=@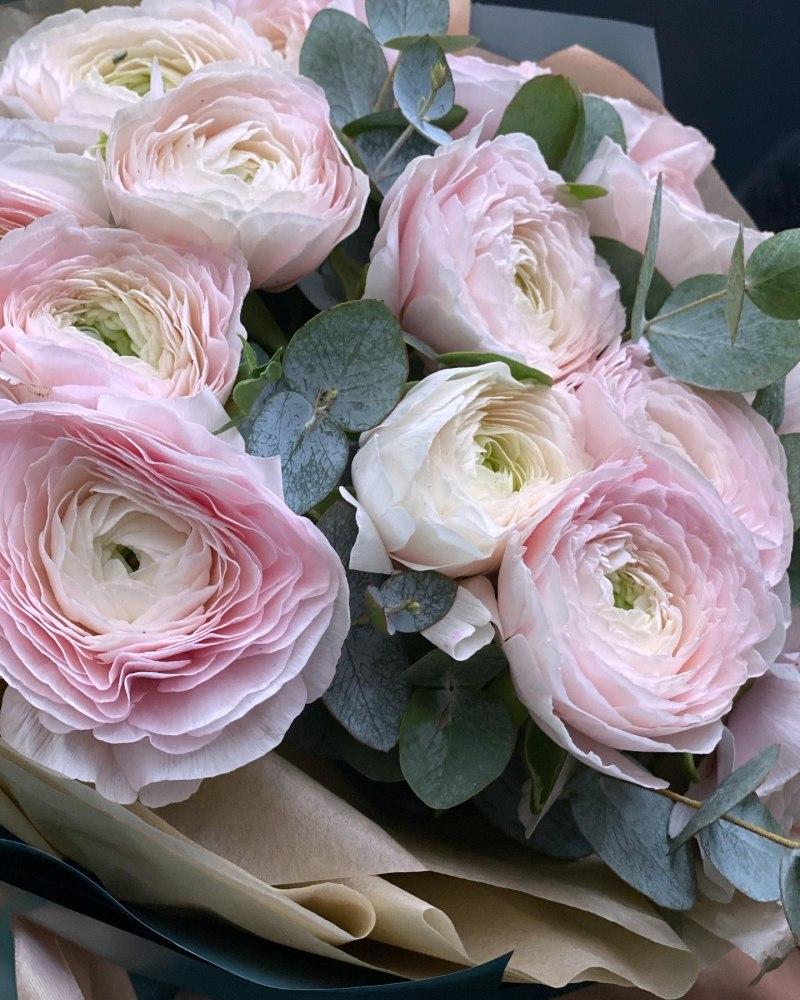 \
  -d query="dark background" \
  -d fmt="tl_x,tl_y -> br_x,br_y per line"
481,0 -> 800,229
